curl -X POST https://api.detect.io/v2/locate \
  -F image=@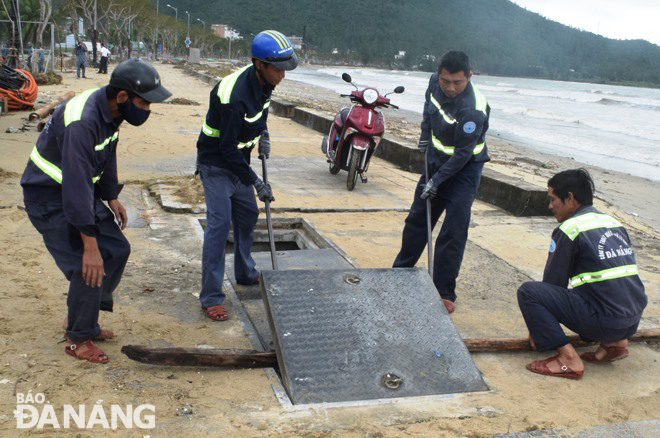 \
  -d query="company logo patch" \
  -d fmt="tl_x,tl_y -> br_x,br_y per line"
549,239 -> 556,253
463,121 -> 476,134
